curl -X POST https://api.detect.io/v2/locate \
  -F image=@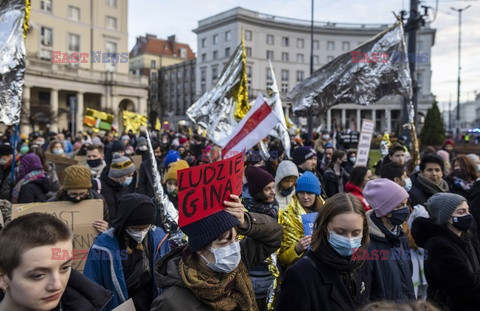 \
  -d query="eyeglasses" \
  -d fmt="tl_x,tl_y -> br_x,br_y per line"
67,192 -> 88,199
